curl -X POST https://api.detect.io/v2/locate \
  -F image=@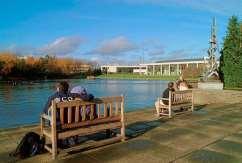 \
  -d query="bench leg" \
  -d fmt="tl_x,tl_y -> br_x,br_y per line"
51,134 -> 57,159
155,101 -> 160,117
51,118 -> 57,159
40,117 -> 44,137
121,124 -> 125,142
168,106 -> 172,118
